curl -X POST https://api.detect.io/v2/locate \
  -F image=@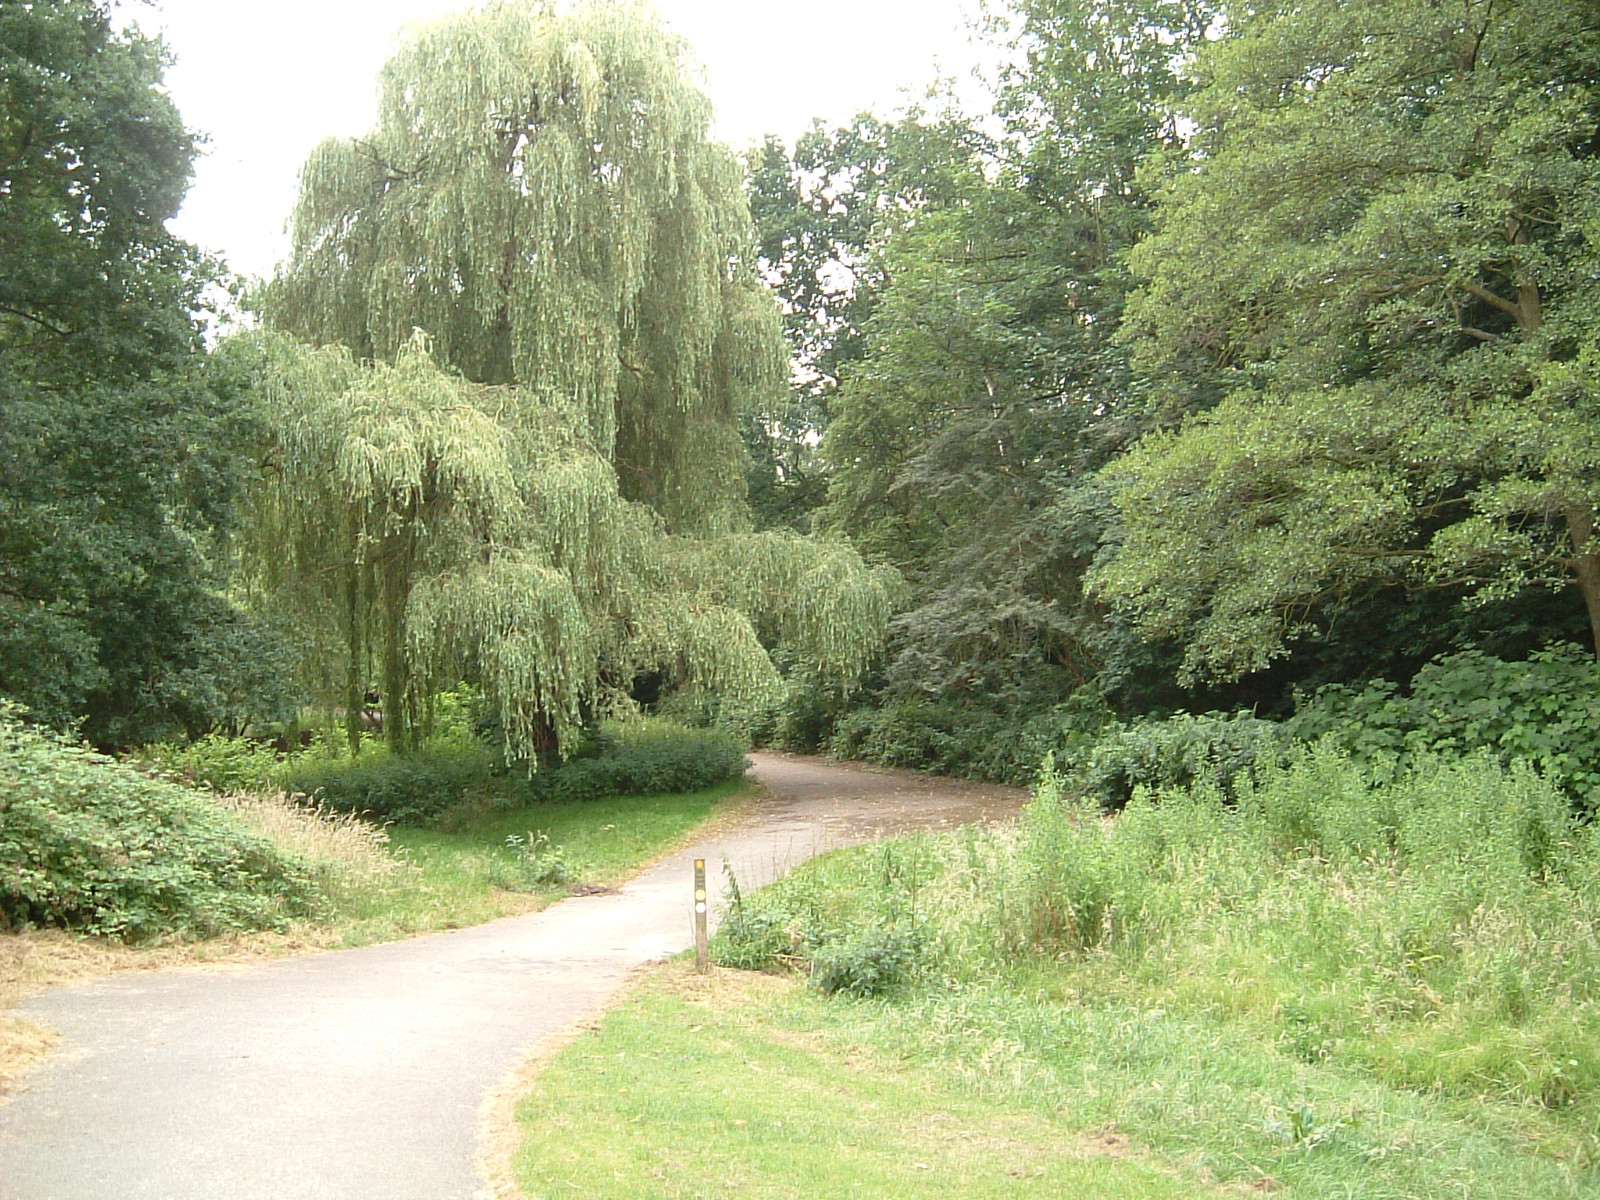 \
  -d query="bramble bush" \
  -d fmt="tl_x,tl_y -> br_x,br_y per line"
0,705 -> 323,940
